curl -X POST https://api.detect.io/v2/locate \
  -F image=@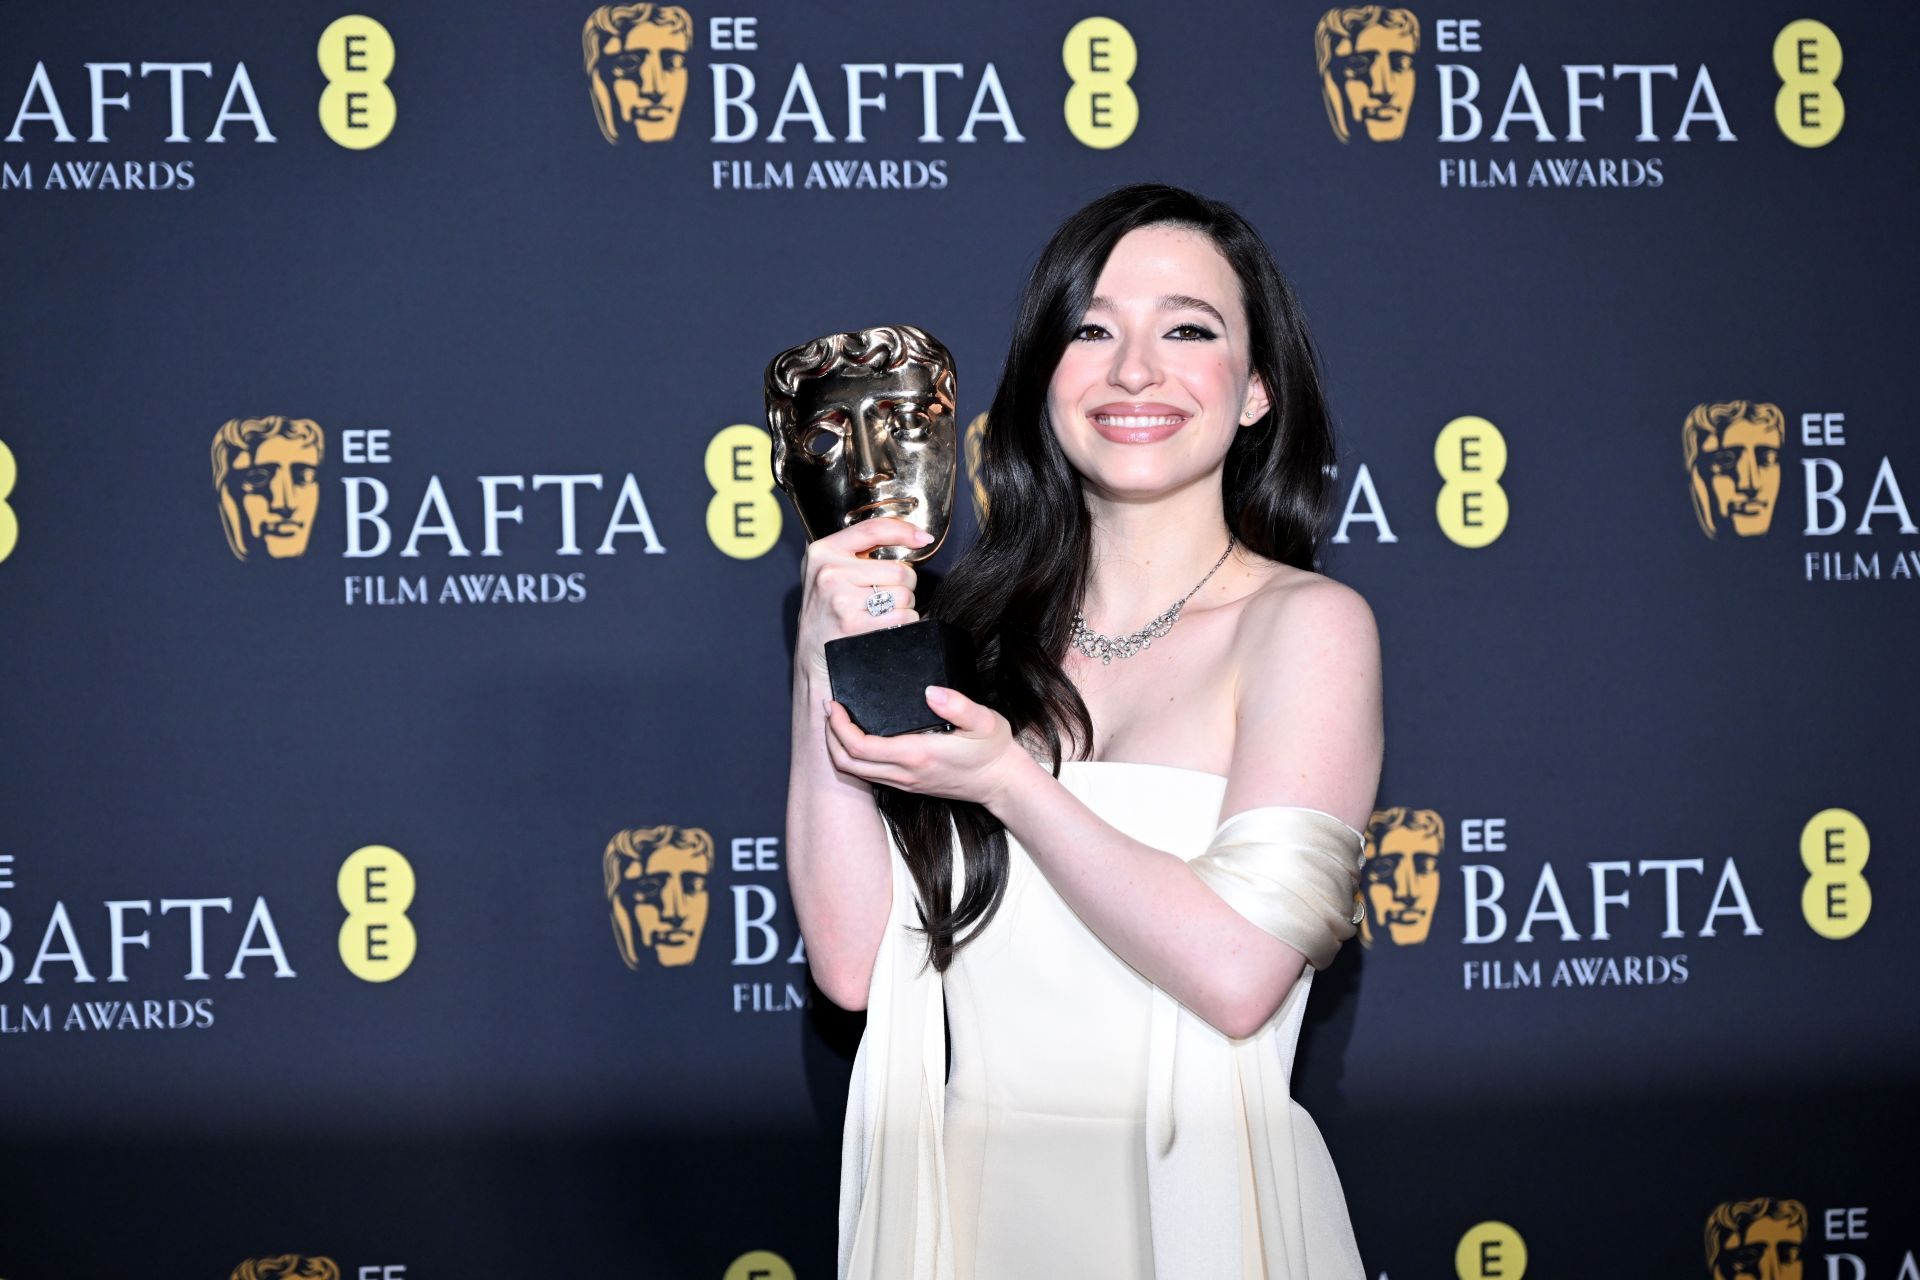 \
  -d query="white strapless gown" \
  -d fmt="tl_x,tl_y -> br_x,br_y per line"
839,760 -> 1368,1280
